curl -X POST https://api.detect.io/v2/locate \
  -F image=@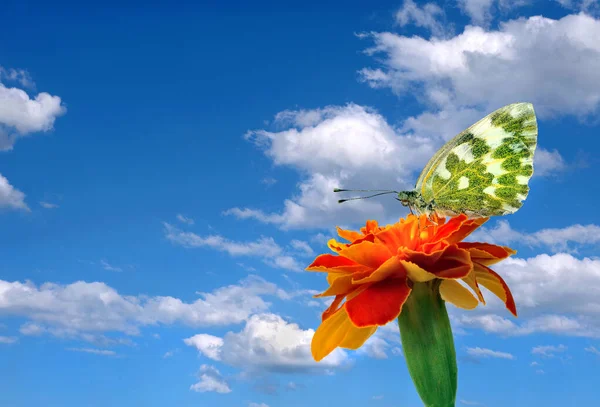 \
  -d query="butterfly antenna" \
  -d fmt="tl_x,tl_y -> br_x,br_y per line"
336,191 -> 398,204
